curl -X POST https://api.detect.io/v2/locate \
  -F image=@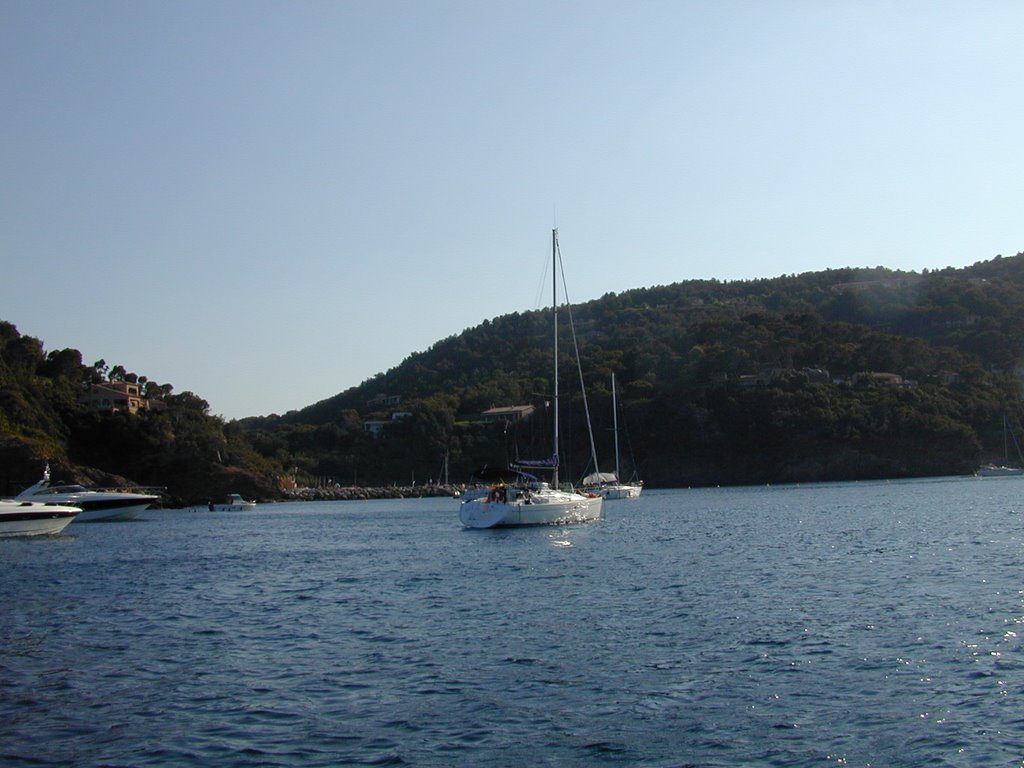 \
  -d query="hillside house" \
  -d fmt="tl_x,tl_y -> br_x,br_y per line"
850,371 -> 917,389
363,411 -> 413,438
482,405 -> 536,422
79,381 -> 148,414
